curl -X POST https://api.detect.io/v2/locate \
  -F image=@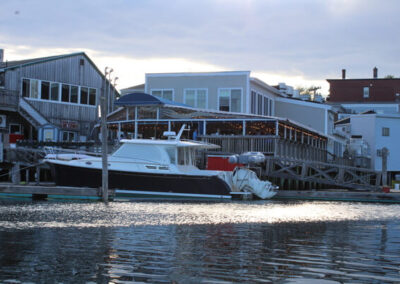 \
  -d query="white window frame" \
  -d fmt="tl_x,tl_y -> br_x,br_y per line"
183,88 -> 208,109
363,87 -> 370,98
150,88 -> 175,101
21,77 -> 96,108
217,88 -> 243,113
382,127 -> 390,137
61,130 -> 77,142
